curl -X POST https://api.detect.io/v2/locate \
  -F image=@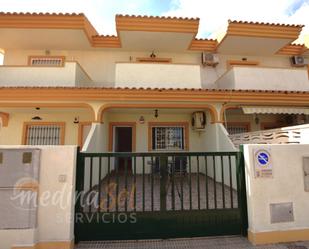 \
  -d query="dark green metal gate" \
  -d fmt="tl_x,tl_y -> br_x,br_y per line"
75,151 -> 247,242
